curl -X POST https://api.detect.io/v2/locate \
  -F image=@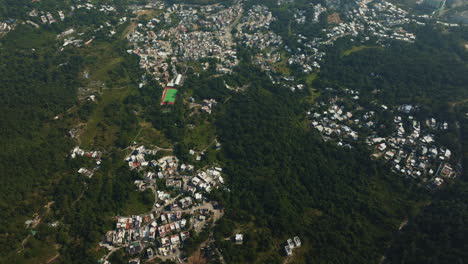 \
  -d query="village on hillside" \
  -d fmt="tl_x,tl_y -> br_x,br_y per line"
307,88 -> 461,187
97,144 -> 227,263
